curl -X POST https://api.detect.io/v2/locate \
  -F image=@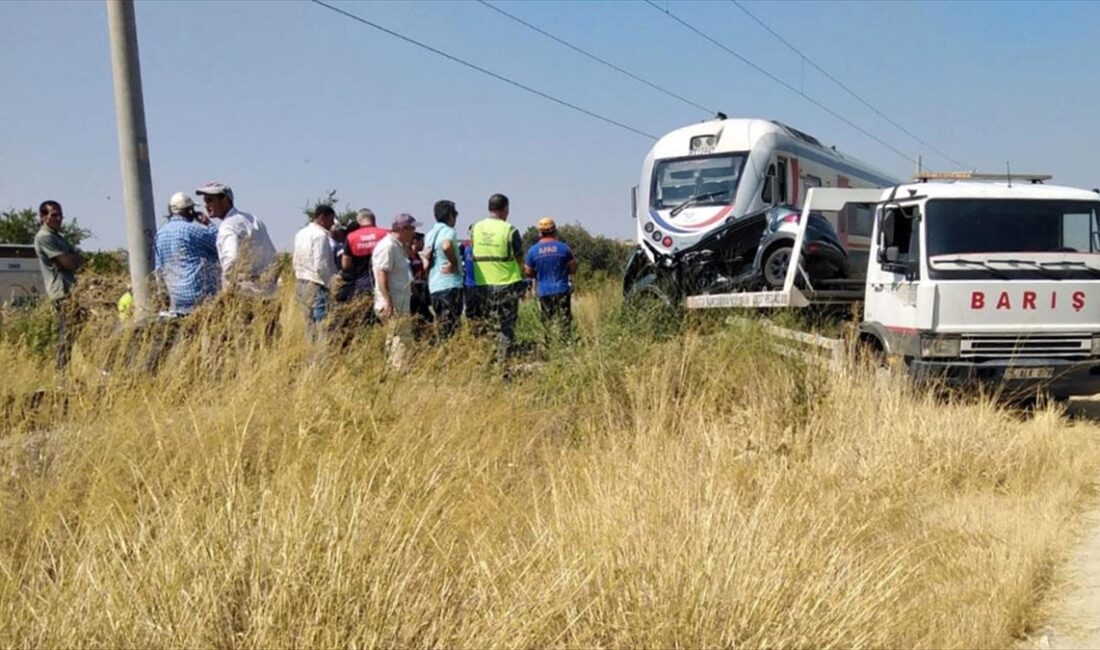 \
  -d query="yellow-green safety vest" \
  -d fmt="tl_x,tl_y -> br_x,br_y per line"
471,217 -> 521,286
